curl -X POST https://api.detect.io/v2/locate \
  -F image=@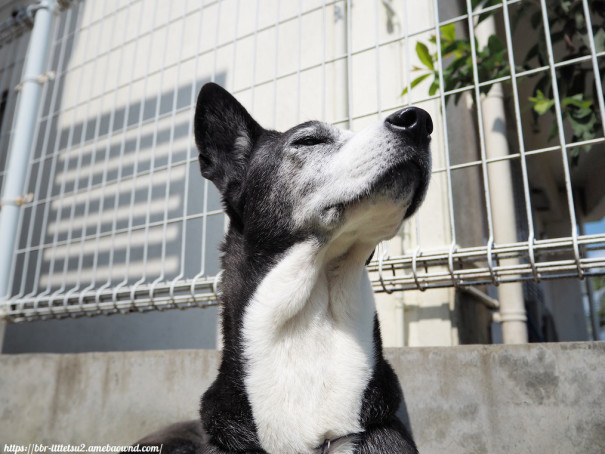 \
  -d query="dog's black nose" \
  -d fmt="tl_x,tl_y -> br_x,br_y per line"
385,107 -> 433,141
